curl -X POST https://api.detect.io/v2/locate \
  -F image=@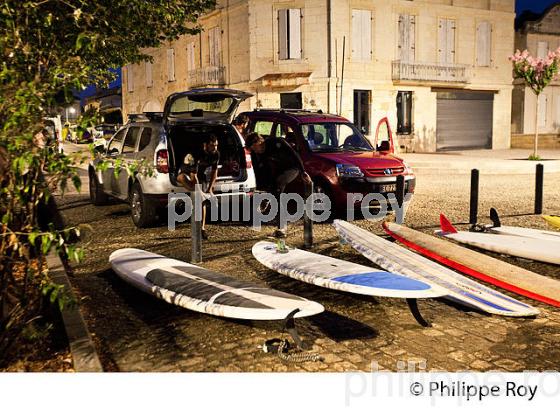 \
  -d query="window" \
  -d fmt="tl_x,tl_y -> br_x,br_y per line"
138,127 -> 152,151
537,41 -> 548,59
145,62 -> 153,87
396,91 -> 412,134
107,129 -> 126,155
353,90 -> 371,135
122,127 -> 141,154
209,27 -> 222,66
167,48 -> 175,81
253,121 -> 274,136
278,9 -> 302,60
126,66 -> 134,93
352,10 -> 372,61
280,92 -> 302,109
398,14 -> 416,62
187,42 -> 196,71
476,22 -> 492,67
438,18 -> 456,64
